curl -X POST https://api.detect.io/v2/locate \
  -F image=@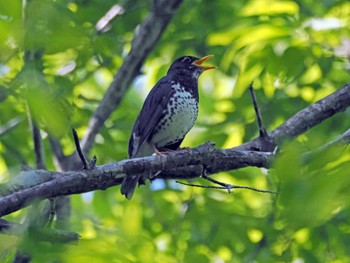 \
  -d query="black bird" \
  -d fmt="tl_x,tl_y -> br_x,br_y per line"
121,55 -> 215,199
